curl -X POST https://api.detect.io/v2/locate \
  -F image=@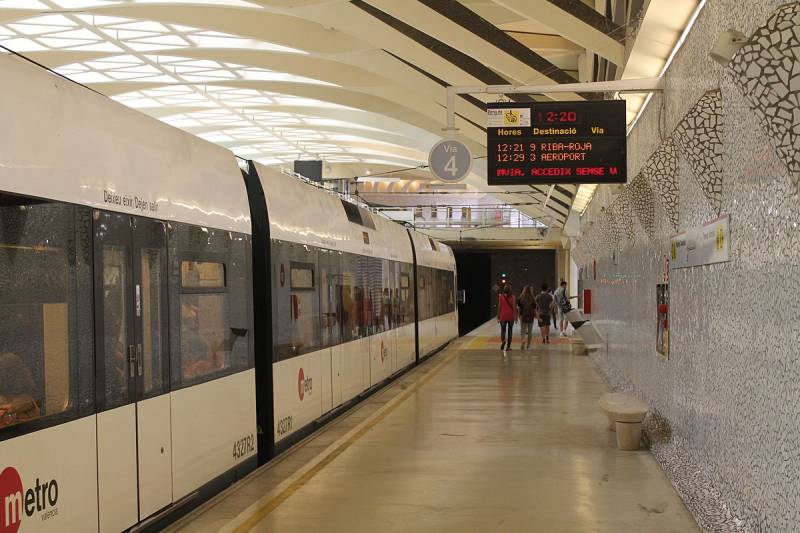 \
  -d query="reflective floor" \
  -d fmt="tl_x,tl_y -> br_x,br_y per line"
172,321 -> 698,533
